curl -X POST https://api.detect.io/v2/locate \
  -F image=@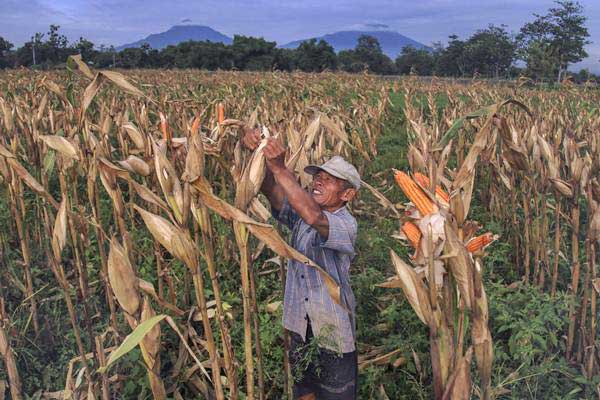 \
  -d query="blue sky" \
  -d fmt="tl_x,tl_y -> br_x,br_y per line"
1,0 -> 599,72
